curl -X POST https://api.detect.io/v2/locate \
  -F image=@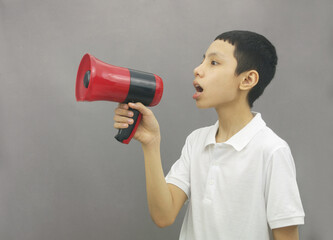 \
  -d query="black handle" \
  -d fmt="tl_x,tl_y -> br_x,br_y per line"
115,108 -> 142,144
